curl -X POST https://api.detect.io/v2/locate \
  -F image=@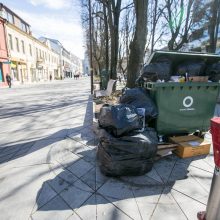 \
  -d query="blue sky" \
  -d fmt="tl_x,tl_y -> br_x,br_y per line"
1,0 -> 85,59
